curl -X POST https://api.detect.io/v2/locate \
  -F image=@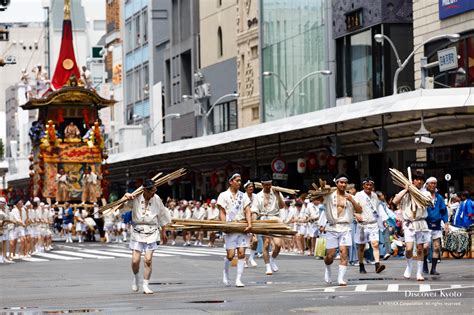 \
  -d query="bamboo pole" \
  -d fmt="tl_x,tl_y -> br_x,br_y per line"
254,182 -> 299,195
98,168 -> 186,214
